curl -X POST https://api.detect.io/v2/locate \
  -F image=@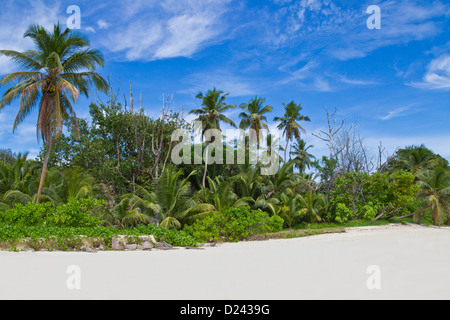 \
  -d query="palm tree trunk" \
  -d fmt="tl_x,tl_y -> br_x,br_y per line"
285,139 -> 289,163
36,138 -> 52,204
203,148 -> 209,188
